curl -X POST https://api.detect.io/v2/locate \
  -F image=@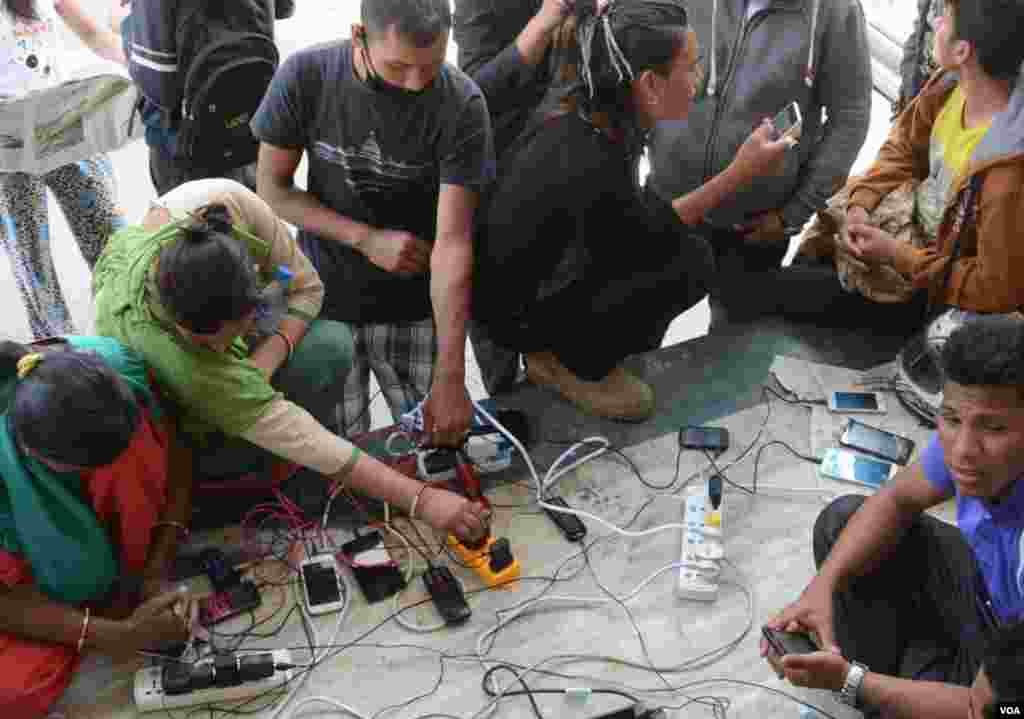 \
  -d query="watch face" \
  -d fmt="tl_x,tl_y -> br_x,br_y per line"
840,663 -> 867,706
